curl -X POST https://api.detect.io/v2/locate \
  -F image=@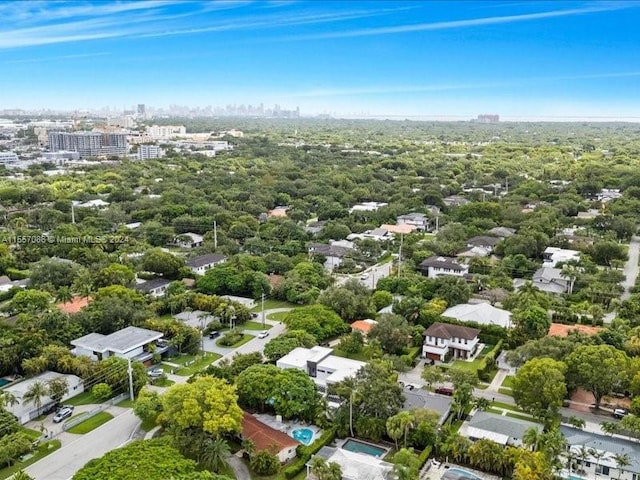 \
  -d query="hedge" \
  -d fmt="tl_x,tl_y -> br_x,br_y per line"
478,340 -> 503,382
284,428 -> 336,479
417,446 -> 433,468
